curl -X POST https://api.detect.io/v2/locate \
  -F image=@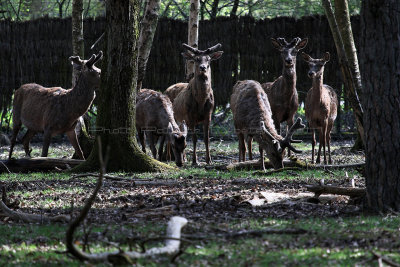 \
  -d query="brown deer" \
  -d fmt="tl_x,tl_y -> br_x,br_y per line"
136,89 -> 187,167
244,37 -> 308,160
302,52 -> 338,164
165,43 -> 223,165
231,80 -> 305,170
8,51 -> 103,160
